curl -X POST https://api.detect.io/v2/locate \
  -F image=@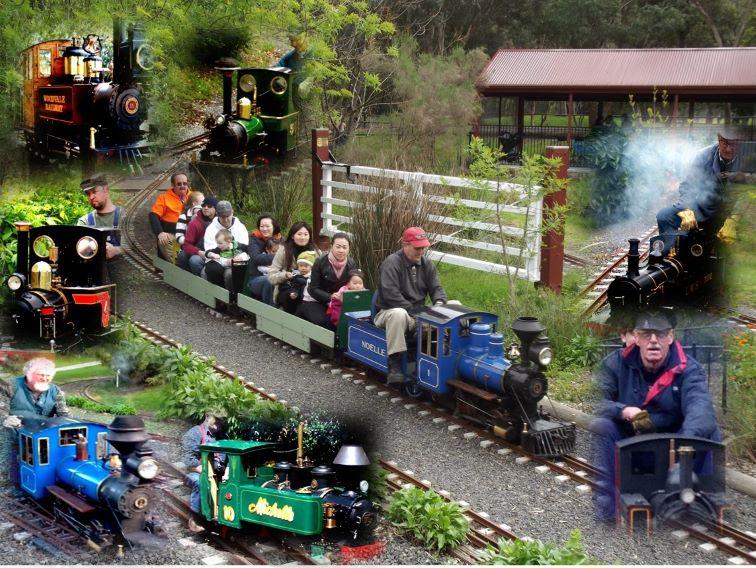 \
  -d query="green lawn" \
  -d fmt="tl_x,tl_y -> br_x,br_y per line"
87,381 -> 169,415
726,182 -> 756,309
